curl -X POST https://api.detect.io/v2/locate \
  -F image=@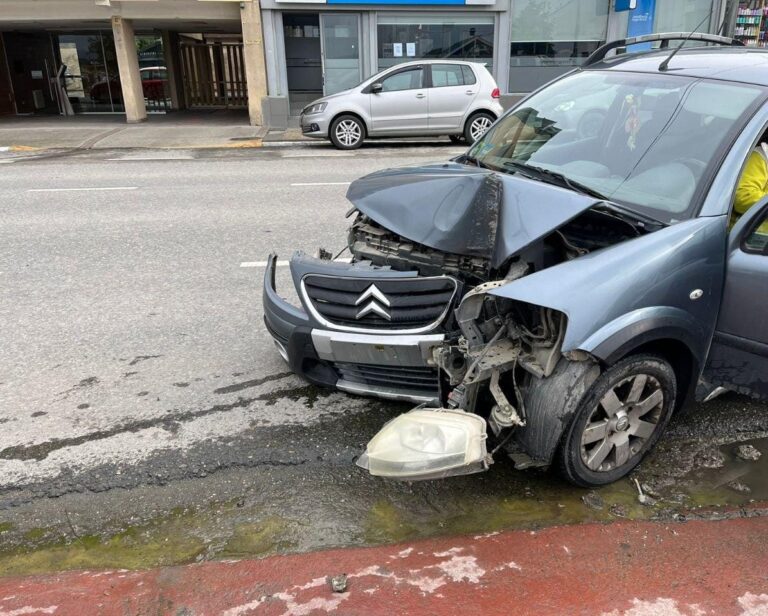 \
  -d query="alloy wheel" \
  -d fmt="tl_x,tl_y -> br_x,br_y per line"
335,120 -> 362,147
580,373 -> 664,472
470,116 -> 493,141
